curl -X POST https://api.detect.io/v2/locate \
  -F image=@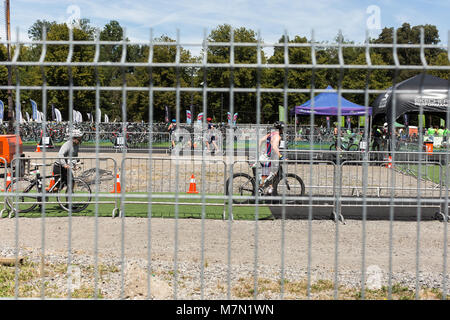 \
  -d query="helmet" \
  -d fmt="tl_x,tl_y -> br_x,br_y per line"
273,121 -> 285,130
172,119 -> 176,123
207,117 -> 212,122
383,122 -> 388,127
72,129 -> 83,138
